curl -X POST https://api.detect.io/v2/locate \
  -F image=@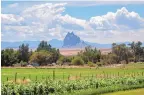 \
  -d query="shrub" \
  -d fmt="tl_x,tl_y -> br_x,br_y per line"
13,63 -> 21,67
20,61 -> 28,67
97,62 -> 103,67
57,56 -> 73,65
13,61 -> 28,67
87,62 -> 96,67
72,57 -> 84,65
56,60 -> 63,65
